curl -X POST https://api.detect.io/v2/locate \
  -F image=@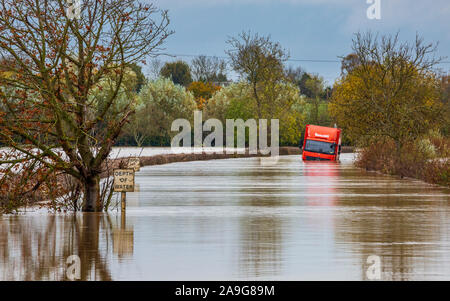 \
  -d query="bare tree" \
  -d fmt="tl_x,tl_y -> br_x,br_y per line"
191,55 -> 228,83
0,0 -> 172,212
148,58 -> 163,80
